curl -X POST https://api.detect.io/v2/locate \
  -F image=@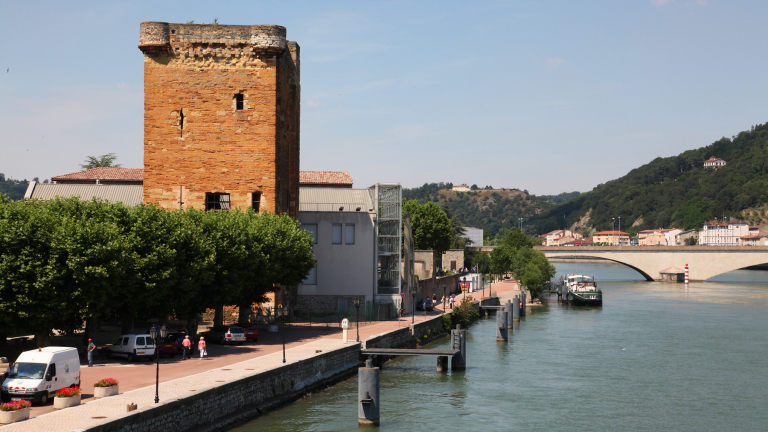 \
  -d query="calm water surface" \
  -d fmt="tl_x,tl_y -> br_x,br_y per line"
232,263 -> 768,431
